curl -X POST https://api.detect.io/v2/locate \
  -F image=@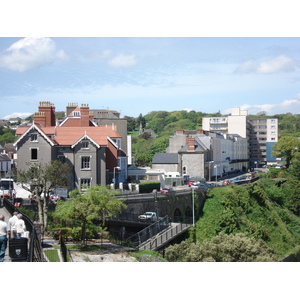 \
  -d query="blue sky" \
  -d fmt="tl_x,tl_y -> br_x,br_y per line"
1,37 -> 300,120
